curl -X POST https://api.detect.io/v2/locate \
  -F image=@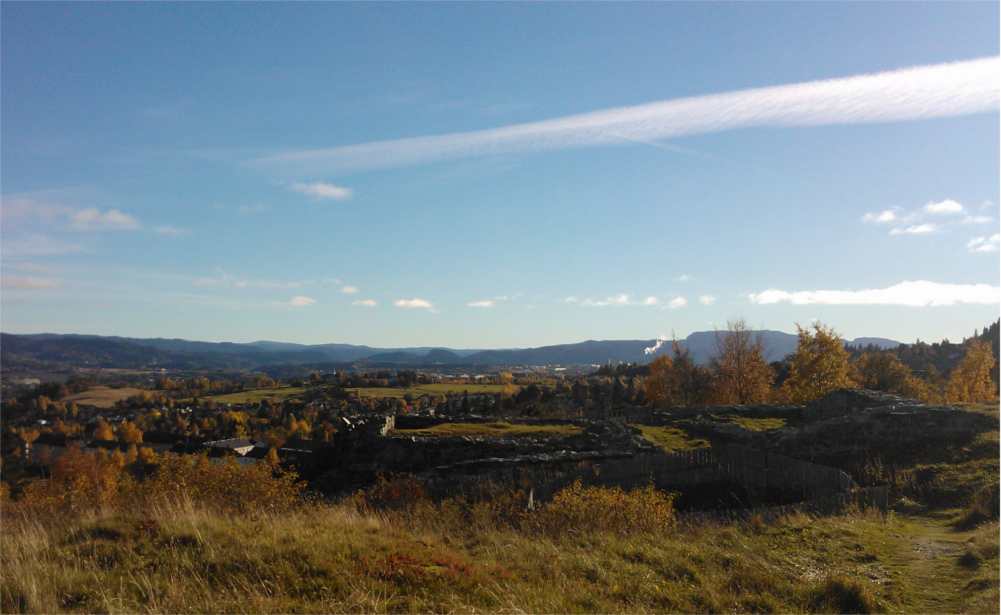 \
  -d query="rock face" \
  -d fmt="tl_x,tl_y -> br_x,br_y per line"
803,388 -> 922,421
